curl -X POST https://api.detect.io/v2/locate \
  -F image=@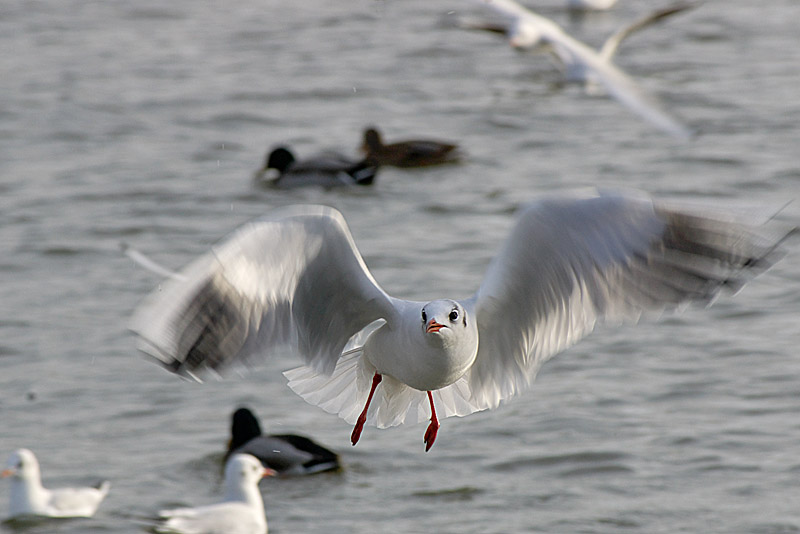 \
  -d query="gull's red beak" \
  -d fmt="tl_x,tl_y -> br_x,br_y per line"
1,469 -> 14,478
262,468 -> 278,478
426,320 -> 445,333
